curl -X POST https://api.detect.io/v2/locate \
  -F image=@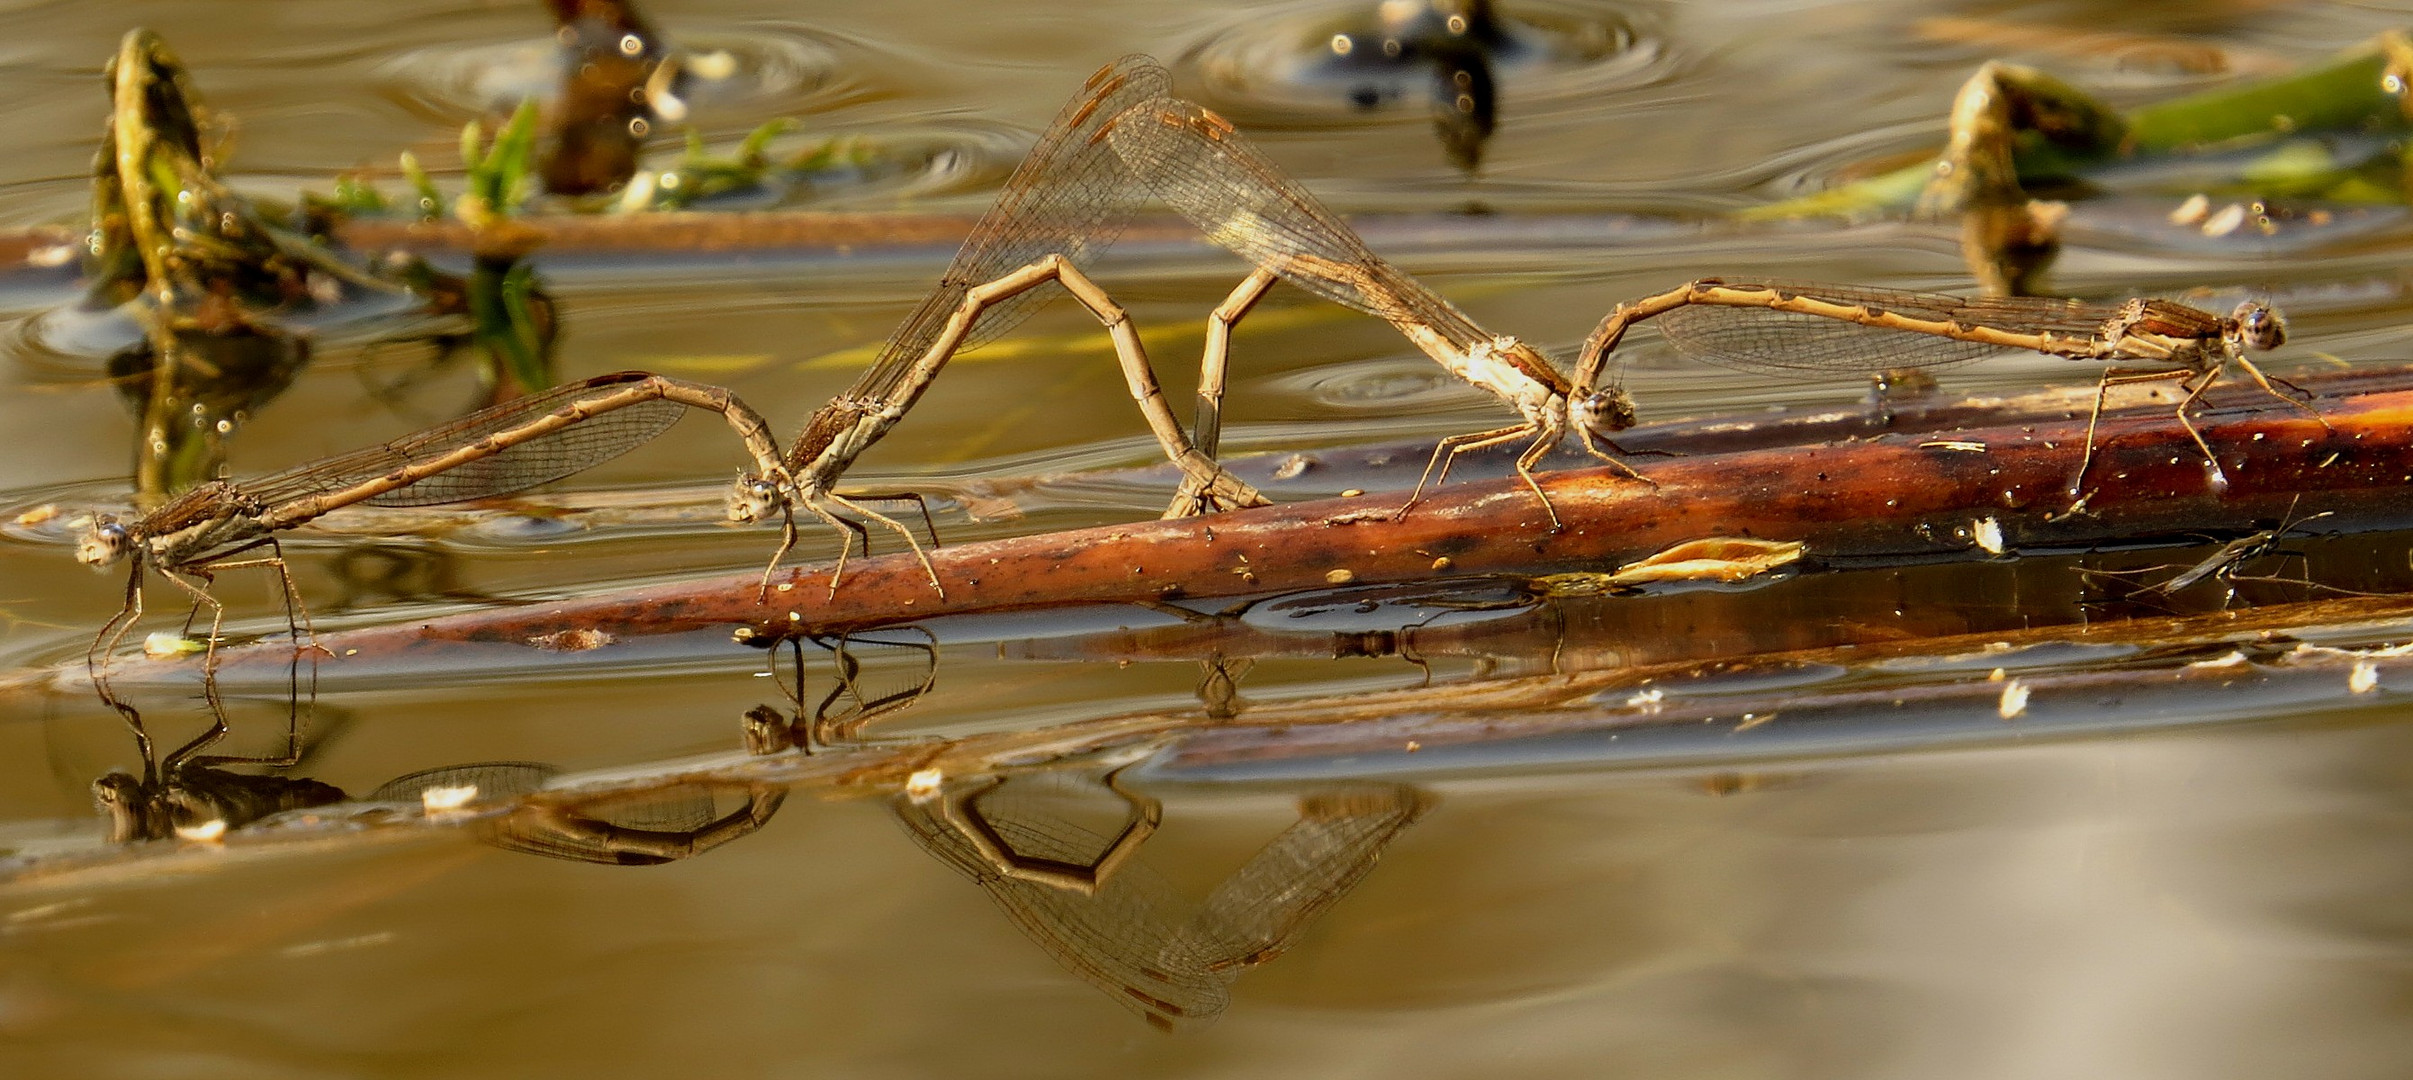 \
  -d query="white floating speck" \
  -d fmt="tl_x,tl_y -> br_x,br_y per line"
2168,193 -> 2211,226
1625,688 -> 1665,710
686,50 -> 738,82
905,768 -> 944,801
2351,659 -> 2380,694
2187,650 -> 2249,670
1973,517 -> 2005,555
1998,678 -> 2031,719
174,818 -> 228,843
